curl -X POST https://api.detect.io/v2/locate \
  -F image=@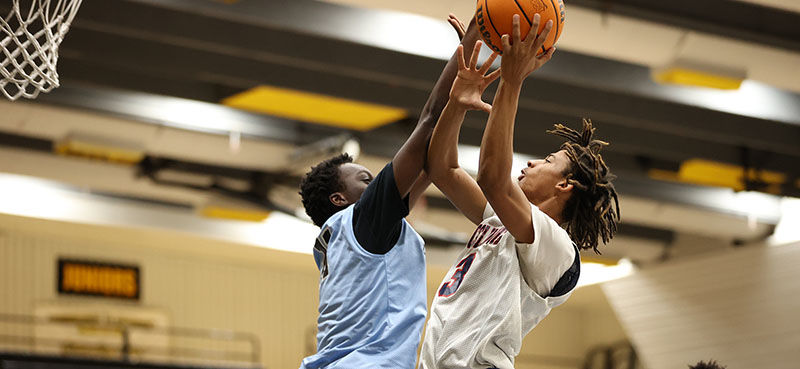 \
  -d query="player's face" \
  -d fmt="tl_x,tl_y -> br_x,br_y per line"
516,150 -> 572,204
335,163 -> 374,205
